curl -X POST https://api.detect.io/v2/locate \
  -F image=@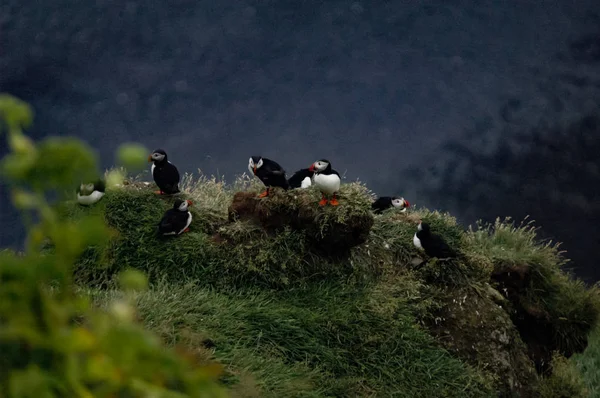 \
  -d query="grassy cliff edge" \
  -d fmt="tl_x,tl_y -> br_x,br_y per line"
60,170 -> 600,397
